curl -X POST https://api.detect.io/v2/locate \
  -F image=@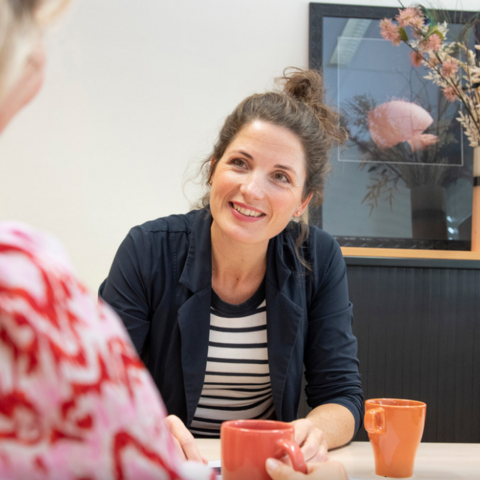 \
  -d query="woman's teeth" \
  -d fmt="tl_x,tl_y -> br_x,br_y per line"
232,203 -> 263,217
